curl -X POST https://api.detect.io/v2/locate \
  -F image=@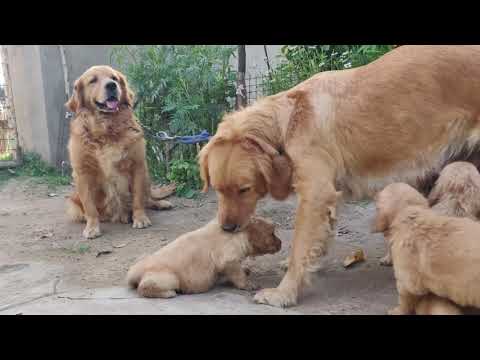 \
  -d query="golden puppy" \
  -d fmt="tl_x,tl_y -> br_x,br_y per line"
429,161 -> 480,218
380,161 -> 480,266
199,46 -> 480,307
66,65 -> 172,239
126,217 -> 281,298
372,183 -> 480,315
